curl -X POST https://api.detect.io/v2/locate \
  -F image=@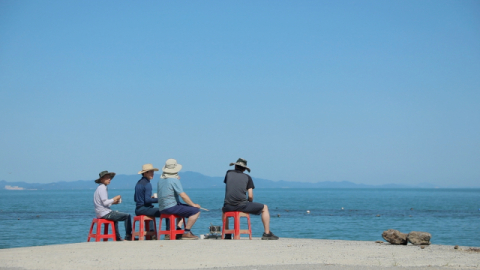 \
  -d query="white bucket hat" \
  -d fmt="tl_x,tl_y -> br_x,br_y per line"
162,159 -> 183,174
138,163 -> 159,174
